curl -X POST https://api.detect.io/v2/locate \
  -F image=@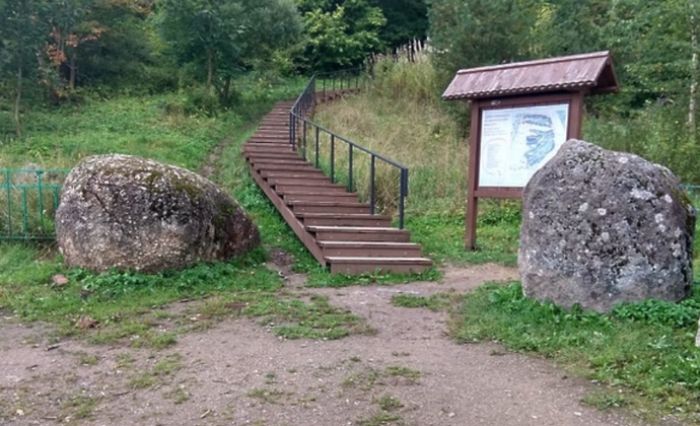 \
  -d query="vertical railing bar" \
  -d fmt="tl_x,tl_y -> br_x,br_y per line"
370,155 -> 376,215
315,126 -> 320,168
37,171 -> 44,231
5,169 -> 12,236
399,168 -> 407,229
21,186 -> 28,236
302,120 -> 308,160
348,145 -> 353,192
330,134 -> 335,183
